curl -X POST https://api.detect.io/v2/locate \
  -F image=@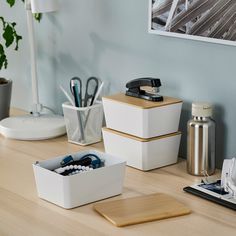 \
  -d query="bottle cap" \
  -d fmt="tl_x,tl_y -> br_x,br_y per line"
192,102 -> 212,117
